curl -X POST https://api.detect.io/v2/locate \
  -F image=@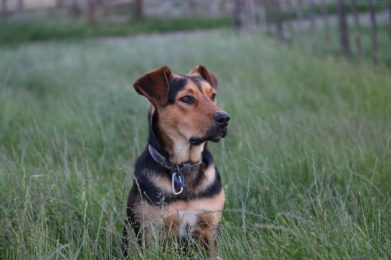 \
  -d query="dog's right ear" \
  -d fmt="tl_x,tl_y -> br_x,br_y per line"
133,66 -> 173,107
